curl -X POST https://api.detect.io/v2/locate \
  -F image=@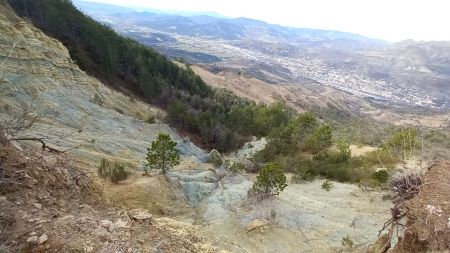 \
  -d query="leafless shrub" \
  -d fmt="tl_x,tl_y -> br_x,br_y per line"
376,171 -> 424,253
0,105 -> 38,142
390,172 -> 423,206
